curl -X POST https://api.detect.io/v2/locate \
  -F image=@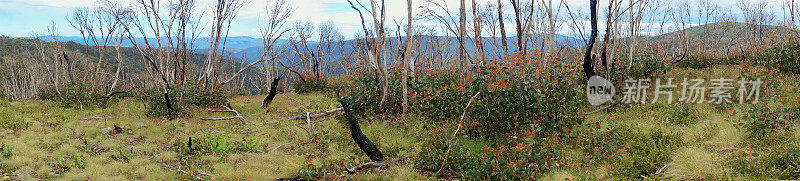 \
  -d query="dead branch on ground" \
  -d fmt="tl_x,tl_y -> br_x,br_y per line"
288,108 -> 344,120
201,106 -> 249,124
337,155 -> 411,178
